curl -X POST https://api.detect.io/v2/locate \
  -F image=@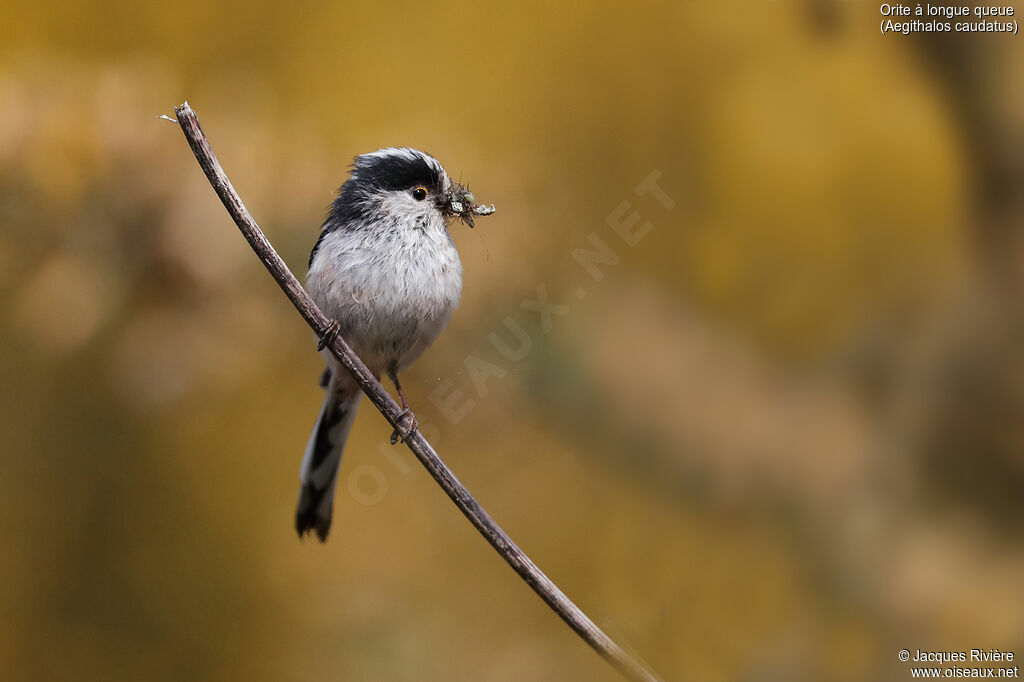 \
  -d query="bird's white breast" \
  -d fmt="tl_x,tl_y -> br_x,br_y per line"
307,214 -> 462,375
